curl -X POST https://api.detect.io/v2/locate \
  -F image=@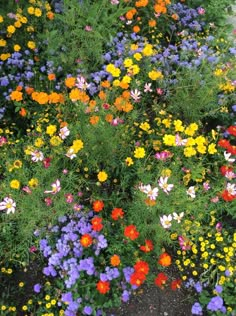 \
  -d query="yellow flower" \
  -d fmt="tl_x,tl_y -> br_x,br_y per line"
196,145 -> 207,154
14,44 -> 21,52
163,134 -> 175,146
128,64 -> 140,75
97,171 -> 108,182
50,136 -> 63,147
121,75 -> 131,84
0,15 -> 4,23
22,306 -> 28,311
184,146 -> 197,157
45,295 -> 50,301
125,157 -> 134,166
28,178 -> 38,188
123,58 -> 133,67
20,16 -> 28,23
173,120 -> 184,132
27,41 -> 36,49
71,139 -> 84,153
0,53 -> 11,61
139,122 -> 150,131
27,7 -> 35,14
7,25 -> 16,34
148,70 -> 163,80
13,160 -> 22,169
185,123 -> 198,136
142,44 -> 154,56
34,8 -> 42,17
134,147 -> 145,158
133,53 -> 142,61
0,39 -> 7,47
19,282 -> 24,287
14,20 -> 22,28
208,143 -> 217,154
35,138 -> 44,147
162,119 -> 171,128
161,169 -> 172,177
10,179 -> 20,189
46,125 -> 57,136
